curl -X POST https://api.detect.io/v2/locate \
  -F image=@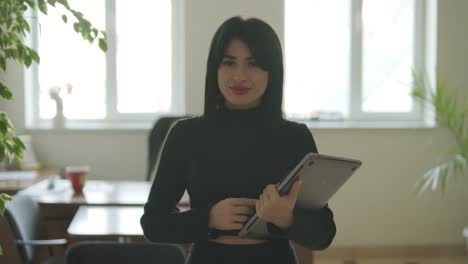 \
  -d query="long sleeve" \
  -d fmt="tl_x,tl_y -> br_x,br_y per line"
268,124 -> 336,250
140,121 -> 213,243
